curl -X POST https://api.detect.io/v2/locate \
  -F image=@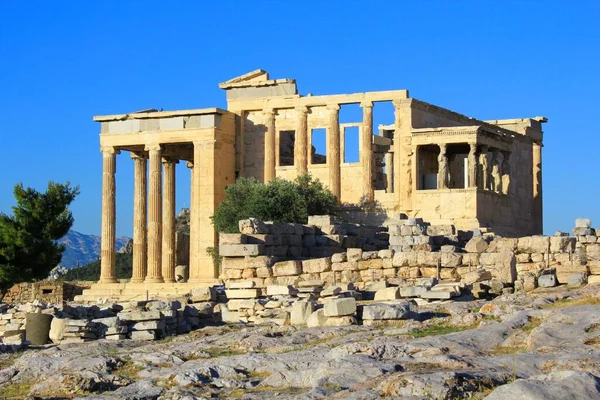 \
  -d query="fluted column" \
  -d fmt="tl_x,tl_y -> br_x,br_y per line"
295,106 -> 308,175
437,144 -> 448,189
532,142 -> 543,233
162,157 -> 178,283
264,109 -> 276,182
145,144 -> 164,283
385,152 -> 393,193
361,101 -> 374,201
100,147 -> 118,283
468,142 -> 477,188
130,152 -> 147,283
327,104 -> 341,200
